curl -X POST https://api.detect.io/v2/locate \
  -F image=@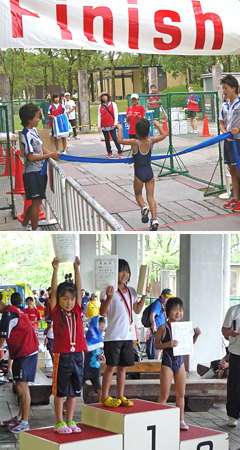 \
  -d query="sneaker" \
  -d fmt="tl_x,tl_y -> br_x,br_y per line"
67,136 -> 71,141
21,224 -> 31,231
11,420 -> 29,433
149,218 -> 159,231
193,130 -> 198,134
141,206 -> 149,223
106,153 -> 113,158
62,150 -> 67,155
75,136 -> 80,140
118,153 -> 123,158
232,201 -> 240,212
3,416 -> 19,427
180,420 -> 189,430
189,130 -> 194,134
228,417 -> 238,427
223,198 -> 237,208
